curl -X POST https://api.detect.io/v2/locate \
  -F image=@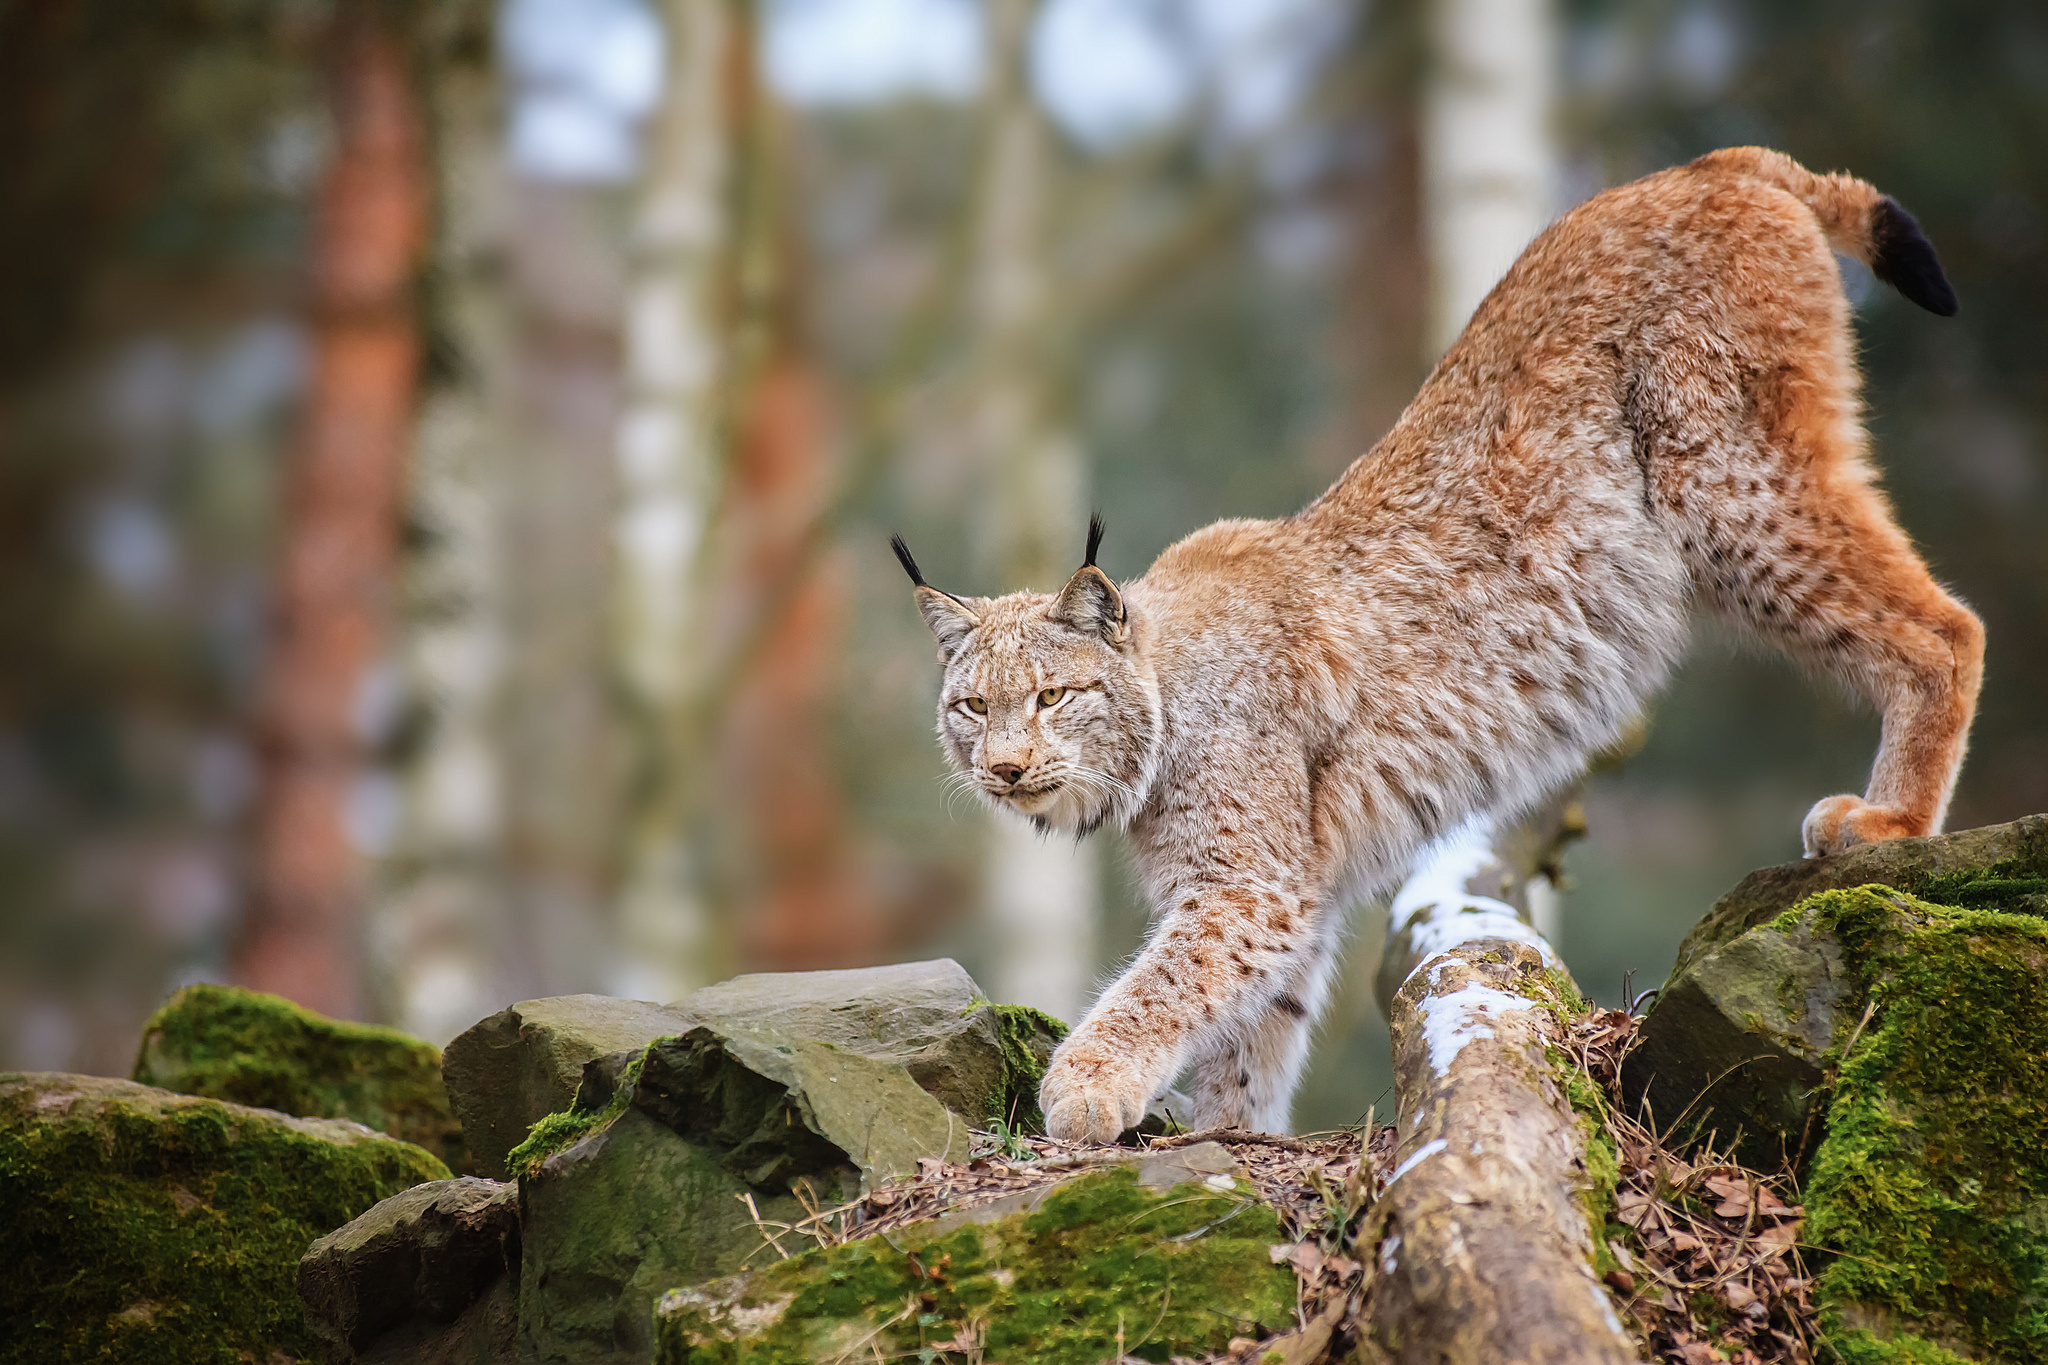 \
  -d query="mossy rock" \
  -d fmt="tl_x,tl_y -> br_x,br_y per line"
0,1072 -> 450,1365
1667,814 -> 2048,981
444,994 -> 693,1180
517,1024 -> 971,1364
135,982 -> 468,1174
1632,817 -> 2048,1168
654,1164 -> 1295,1365
1634,854 -> 2048,1364
1624,908 -> 1851,1167
1792,887 -> 2048,1364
